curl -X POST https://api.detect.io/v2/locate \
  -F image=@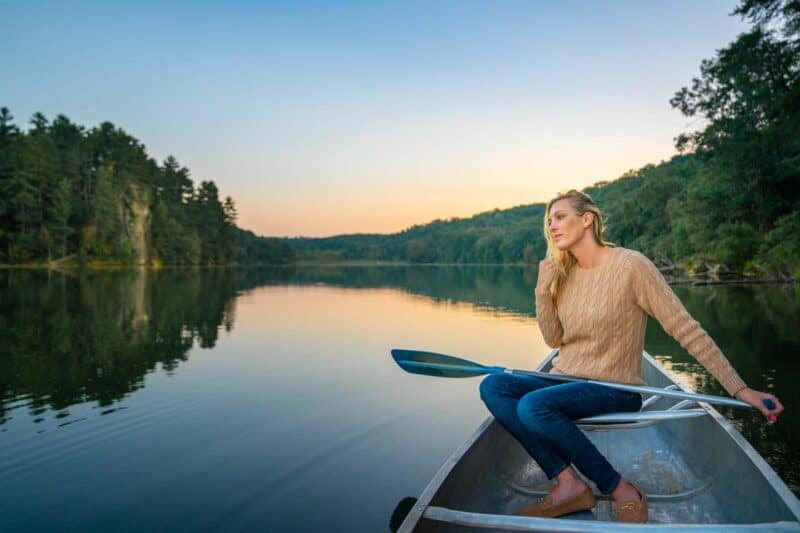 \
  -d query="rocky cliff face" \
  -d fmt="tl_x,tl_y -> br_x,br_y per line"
121,184 -> 150,265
